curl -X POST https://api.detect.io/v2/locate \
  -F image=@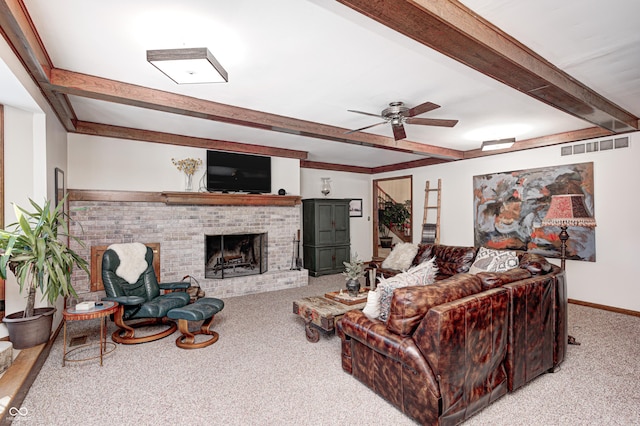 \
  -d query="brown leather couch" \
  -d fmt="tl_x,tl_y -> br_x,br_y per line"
338,244 -> 567,425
